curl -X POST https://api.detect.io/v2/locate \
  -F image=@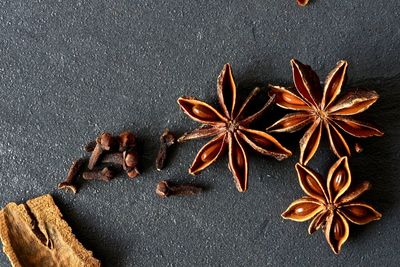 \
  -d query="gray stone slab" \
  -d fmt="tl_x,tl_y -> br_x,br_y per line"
0,0 -> 399,266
